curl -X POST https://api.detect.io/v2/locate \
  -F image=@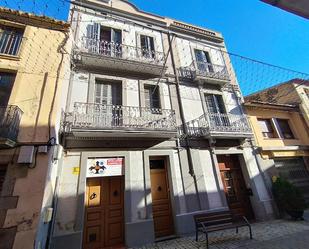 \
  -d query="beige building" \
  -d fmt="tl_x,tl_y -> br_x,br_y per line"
0,8 -> 70,249
49,1 -> 274,249
245,94 -> 309,203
